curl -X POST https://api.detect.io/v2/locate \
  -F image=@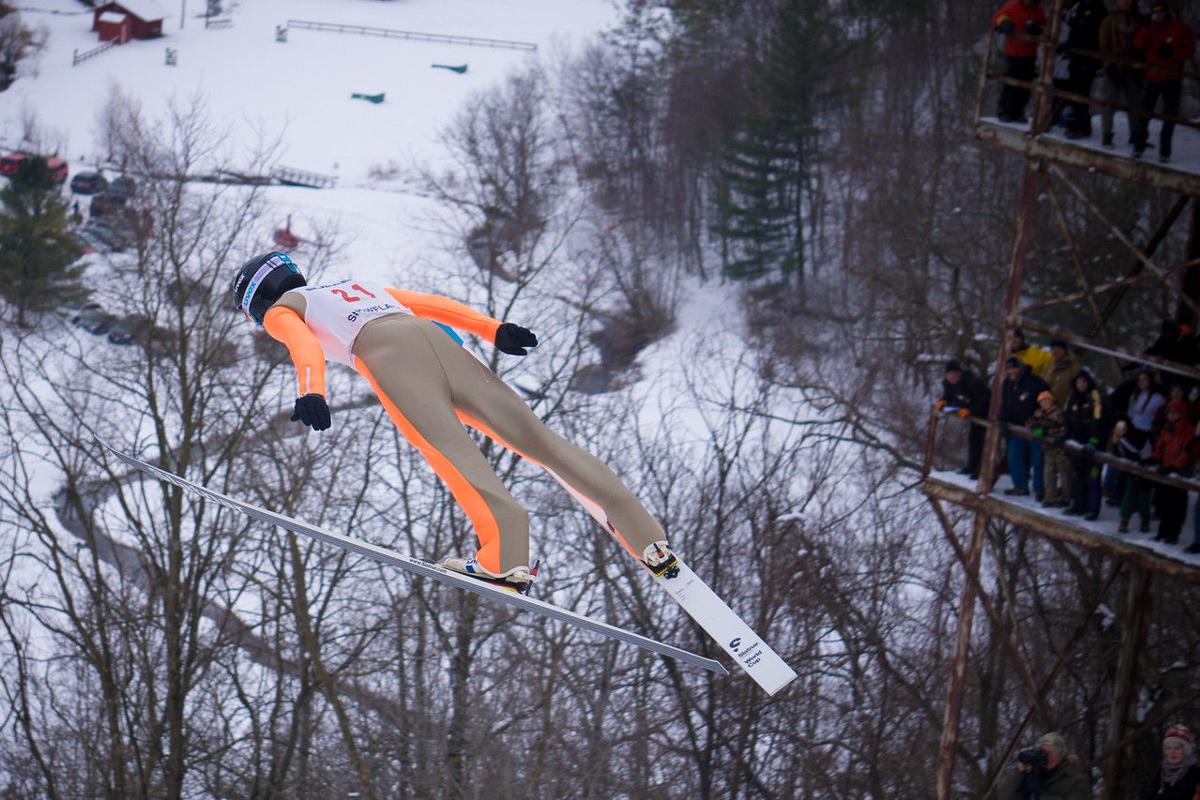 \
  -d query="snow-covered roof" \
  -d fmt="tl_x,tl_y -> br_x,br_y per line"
97,11 -> 127,24
107,0 -> 169,22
